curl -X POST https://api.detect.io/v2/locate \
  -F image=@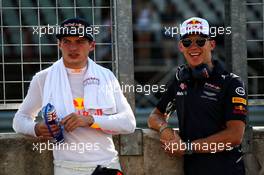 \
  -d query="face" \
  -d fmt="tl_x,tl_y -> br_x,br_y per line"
178,34 -> 215,68
59,36 -> 95,69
